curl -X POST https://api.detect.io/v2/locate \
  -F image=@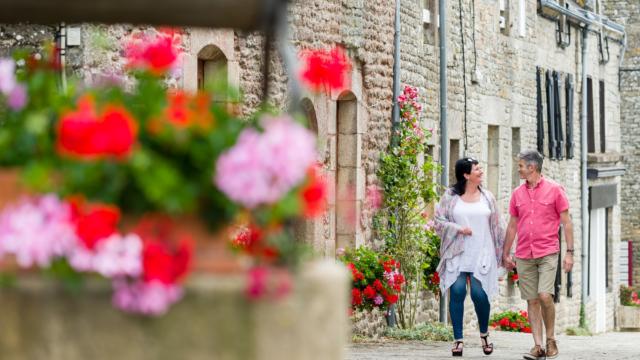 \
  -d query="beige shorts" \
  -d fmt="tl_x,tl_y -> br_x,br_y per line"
516,253 -> 559,300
